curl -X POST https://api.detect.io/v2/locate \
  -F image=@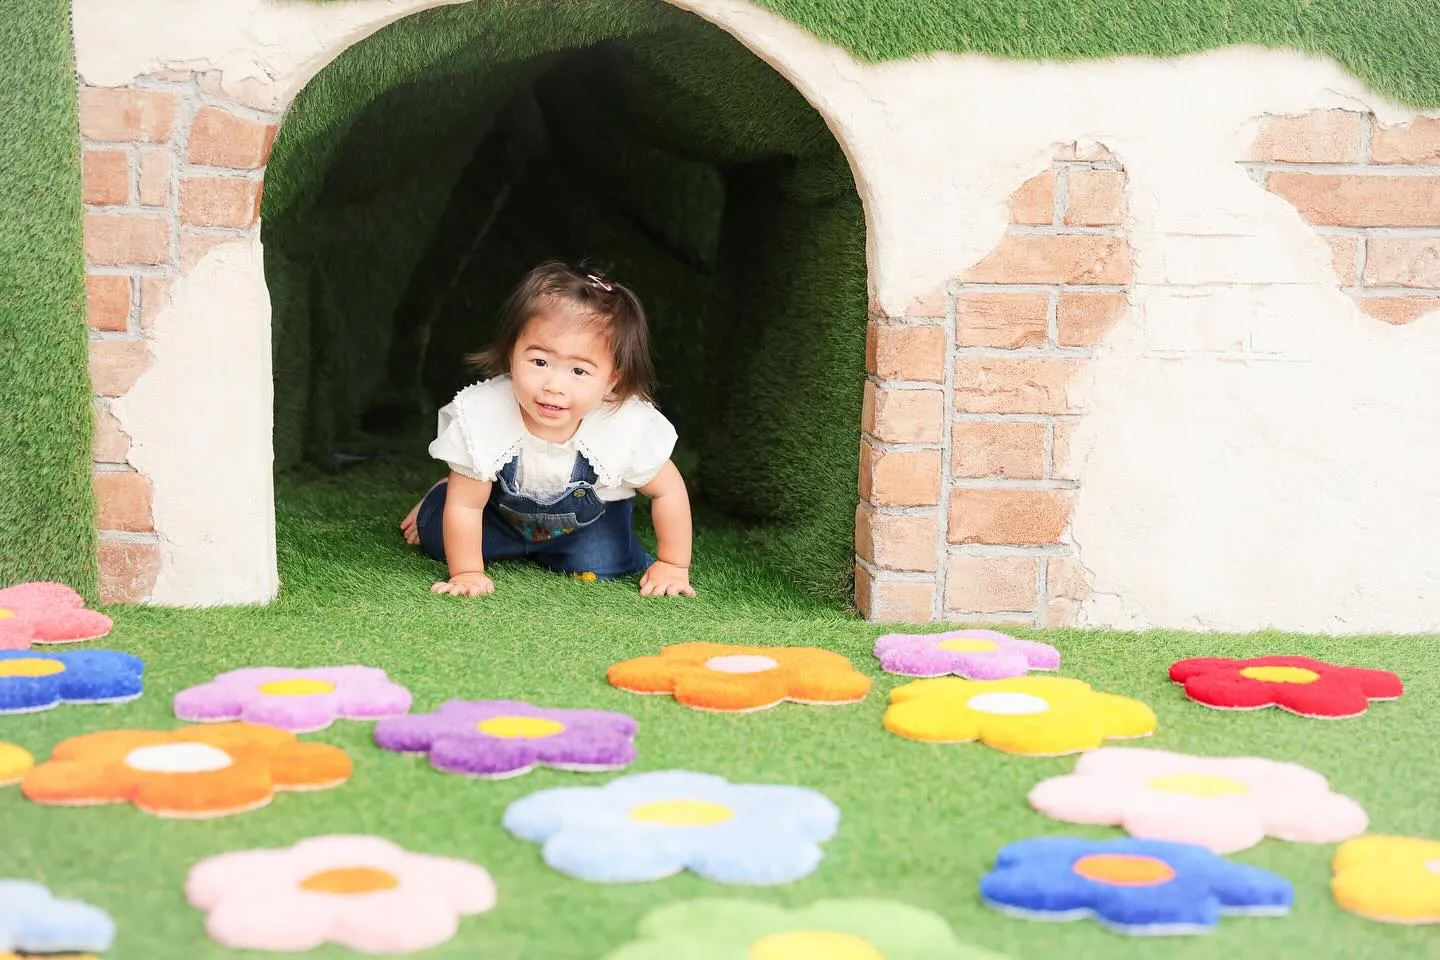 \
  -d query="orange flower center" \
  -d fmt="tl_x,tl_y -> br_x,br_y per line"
476,716 -> 566,739
299,867 -> 400,894
748,931 -> 885,959
1238,666 -> 1319,684
704,655 -> 779,674
0,658 -> 64,678
1148,774 -> 1249,797
628,800 -> 734,826
937,638 -> 999,653
1072,854 -> 1176,887
0,608 -> 14,620
258,679 -> 337,697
